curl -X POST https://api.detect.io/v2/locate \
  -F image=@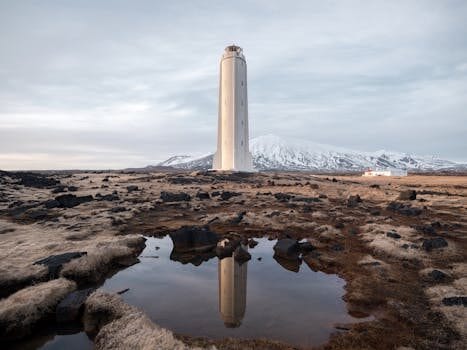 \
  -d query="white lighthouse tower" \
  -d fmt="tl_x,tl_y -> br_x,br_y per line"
212,45 -> 254,171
